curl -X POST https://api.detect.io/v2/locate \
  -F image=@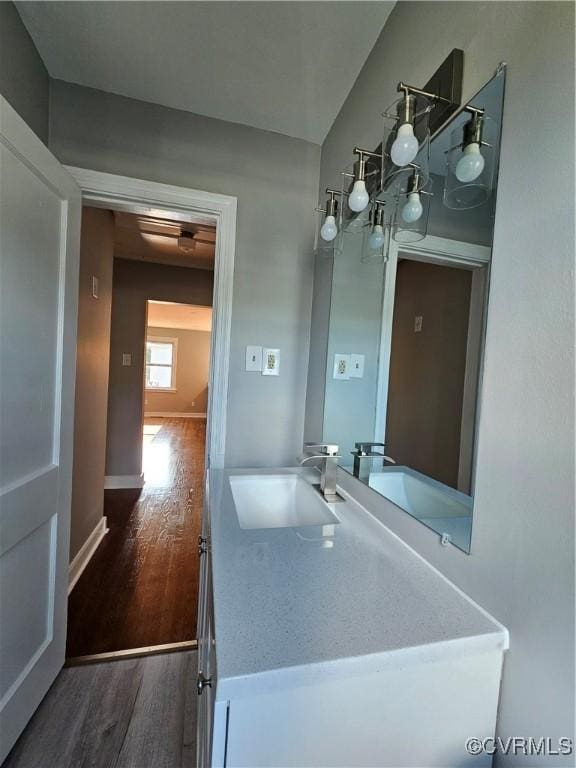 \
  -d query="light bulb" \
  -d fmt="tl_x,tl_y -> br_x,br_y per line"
320,214 -> 338,242
401,192 -> 423,223
455,142 -> 485,182
368,224 -> 386,251
348,179 -> 369,213
391,123 -> 419,166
